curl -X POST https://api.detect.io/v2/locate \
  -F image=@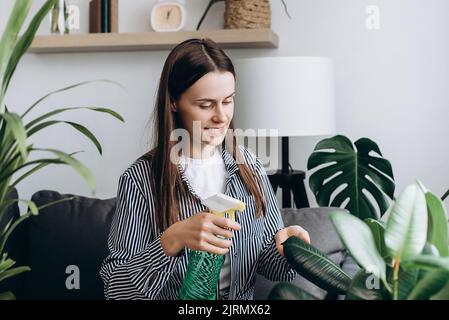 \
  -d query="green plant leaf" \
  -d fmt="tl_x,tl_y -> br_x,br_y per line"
0,112 -> 28,160
389,266 -> 420,300
406,255 -> 449,271
63,121 -> 102,155
307,135 -> 395,220
32,148 -> 95,193
430,280 -> 449,300
425,192 -> 449,256
407,269 -> 449,300
0,0 -> 32,102
384,183 -> 428,261
421,242 -> 441,257
0,291 -> 15,300
365,218 -> 388,258
25,106 -> 124,131
21,80 -> 125,119
345,269 -> 386,300
330,210 -> 386,281
268,282 -> 319,300
0,266 -> 30,282
283,236 -> 351,295
27,120 -> 102,154
1,0 -> 58,97
9,153 -> 80,188
0,258 -> 15,274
